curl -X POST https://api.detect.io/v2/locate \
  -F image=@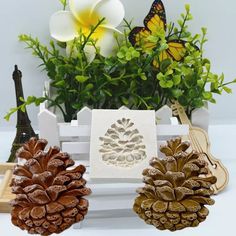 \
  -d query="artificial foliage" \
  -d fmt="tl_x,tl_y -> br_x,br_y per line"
133,137 -> 216,231
5,0 -> 236,122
